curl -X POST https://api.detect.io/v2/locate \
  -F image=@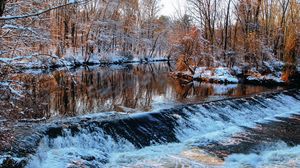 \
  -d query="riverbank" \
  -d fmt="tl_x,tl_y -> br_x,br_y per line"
171,62 -> 300,86
1,55 -> 299,87
0,54 -> 171,70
